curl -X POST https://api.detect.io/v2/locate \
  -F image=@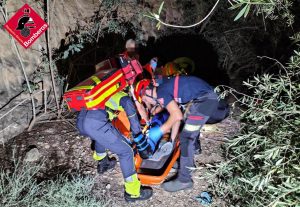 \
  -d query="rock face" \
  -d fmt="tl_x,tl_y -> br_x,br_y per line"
0,0 -> 287,144
0,0 -> 184,144
0,0 -> 98,143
